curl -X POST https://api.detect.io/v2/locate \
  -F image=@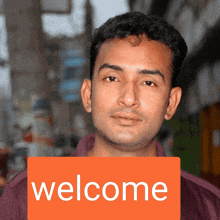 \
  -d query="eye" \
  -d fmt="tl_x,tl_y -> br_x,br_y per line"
105,76 -> 118,82
143,81 -> 155,86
